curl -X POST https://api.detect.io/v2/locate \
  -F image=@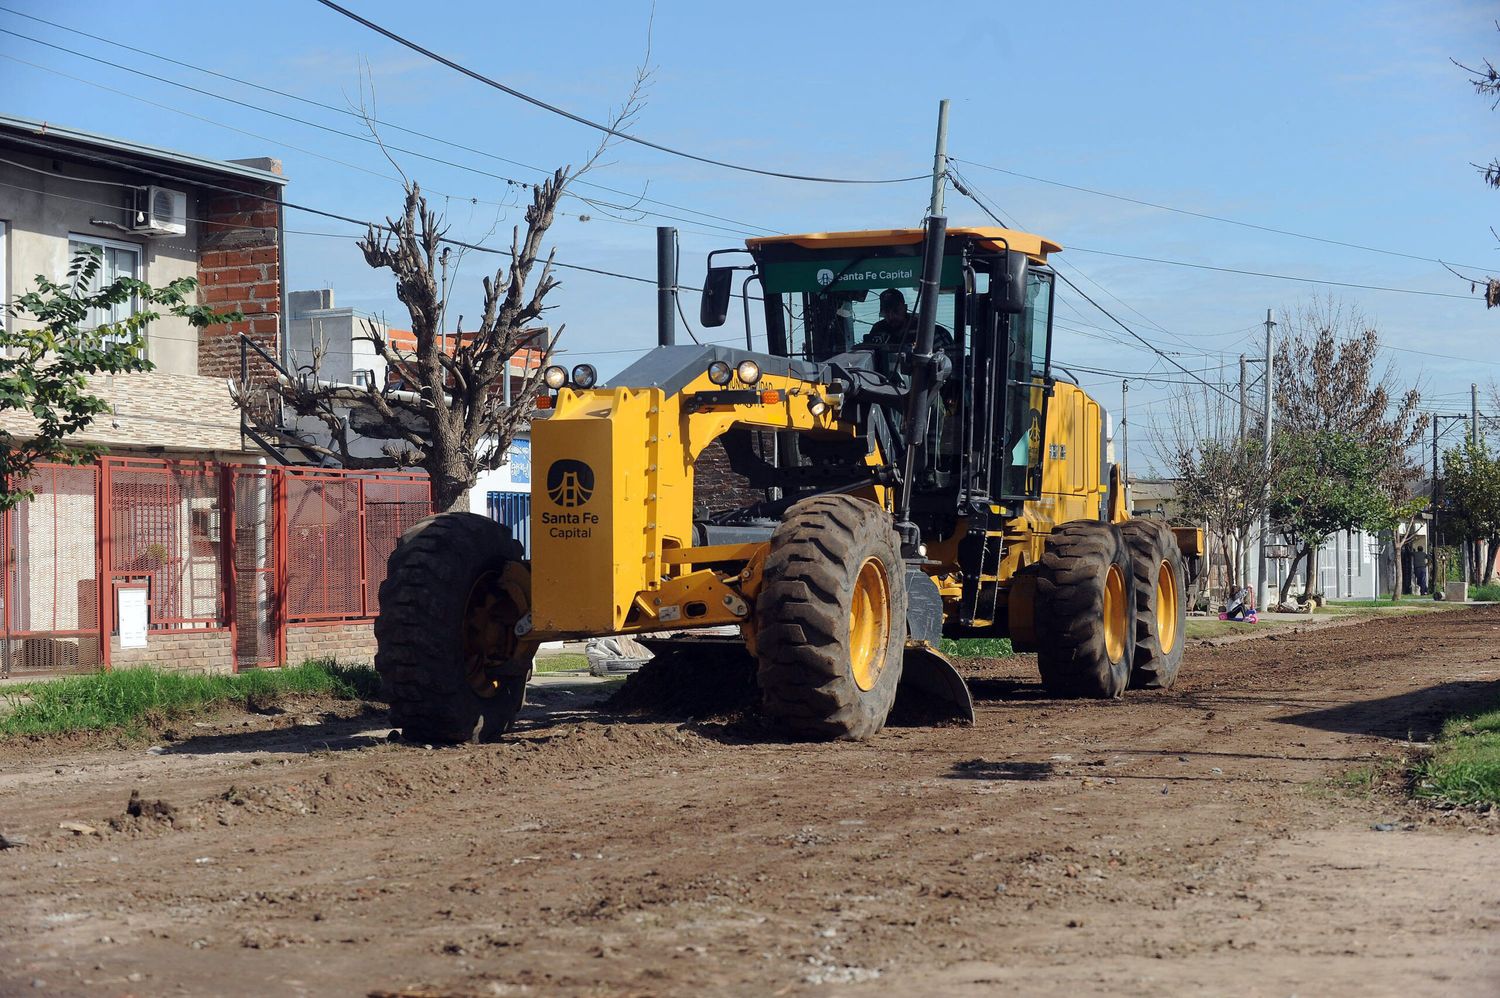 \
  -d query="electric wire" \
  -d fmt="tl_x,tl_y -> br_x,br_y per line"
948,171 -> 1239,403
1066,245 -> 1477,301
0,3 -> 781,236
952,155 -> 1493,273
311,0 -> 928,185
0,34 -> 765,239
951,166 -> 1205,354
